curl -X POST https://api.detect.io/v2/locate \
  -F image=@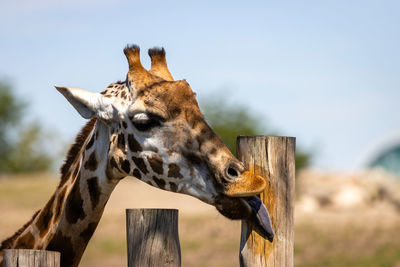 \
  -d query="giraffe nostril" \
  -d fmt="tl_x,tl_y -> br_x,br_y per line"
226,167 -> 239,179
